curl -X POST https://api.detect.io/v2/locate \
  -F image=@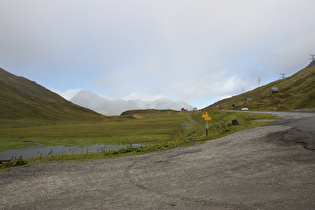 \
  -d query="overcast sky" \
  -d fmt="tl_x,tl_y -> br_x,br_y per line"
1,0 -> 314,108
